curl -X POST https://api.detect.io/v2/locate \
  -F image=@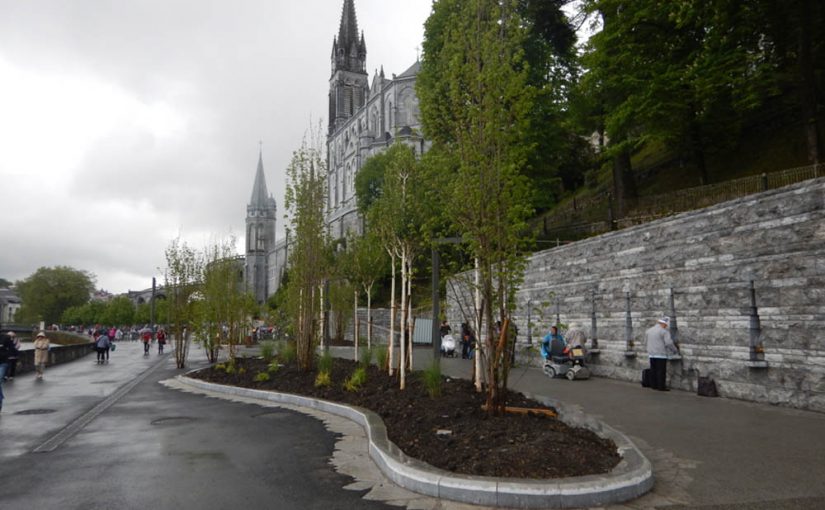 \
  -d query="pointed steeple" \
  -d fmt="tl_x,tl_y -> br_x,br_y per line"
338,0 -> 359,49
250,147 -> 269,208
